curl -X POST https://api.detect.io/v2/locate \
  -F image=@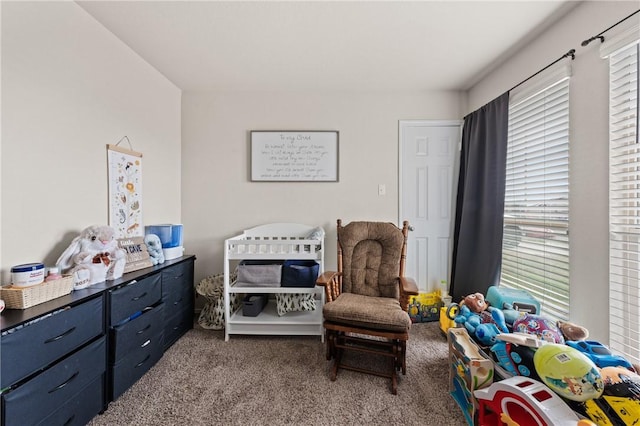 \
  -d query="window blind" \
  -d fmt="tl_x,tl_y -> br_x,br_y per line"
501,73 -> 571,322
608,39 -> 639,364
